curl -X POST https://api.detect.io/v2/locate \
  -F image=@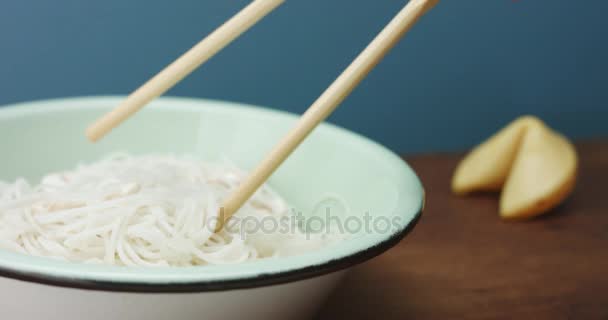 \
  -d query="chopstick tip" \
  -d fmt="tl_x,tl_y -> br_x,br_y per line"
85,126 -> 102,143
